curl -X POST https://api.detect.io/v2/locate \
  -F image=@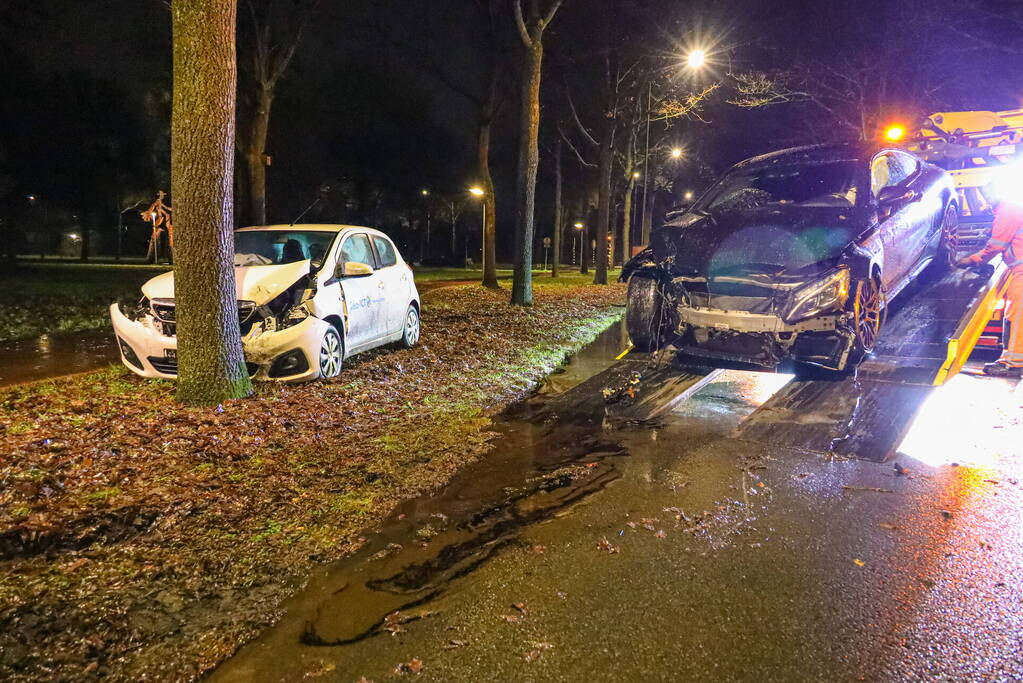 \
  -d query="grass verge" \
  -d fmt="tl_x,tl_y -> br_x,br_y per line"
0,280 -> 625,681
